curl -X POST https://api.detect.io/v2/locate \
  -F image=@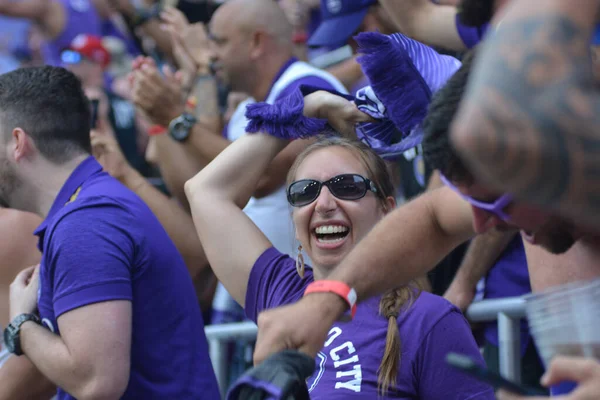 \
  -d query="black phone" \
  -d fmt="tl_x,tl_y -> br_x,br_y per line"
90,98 -> 100,130
445,352 -> 547,396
